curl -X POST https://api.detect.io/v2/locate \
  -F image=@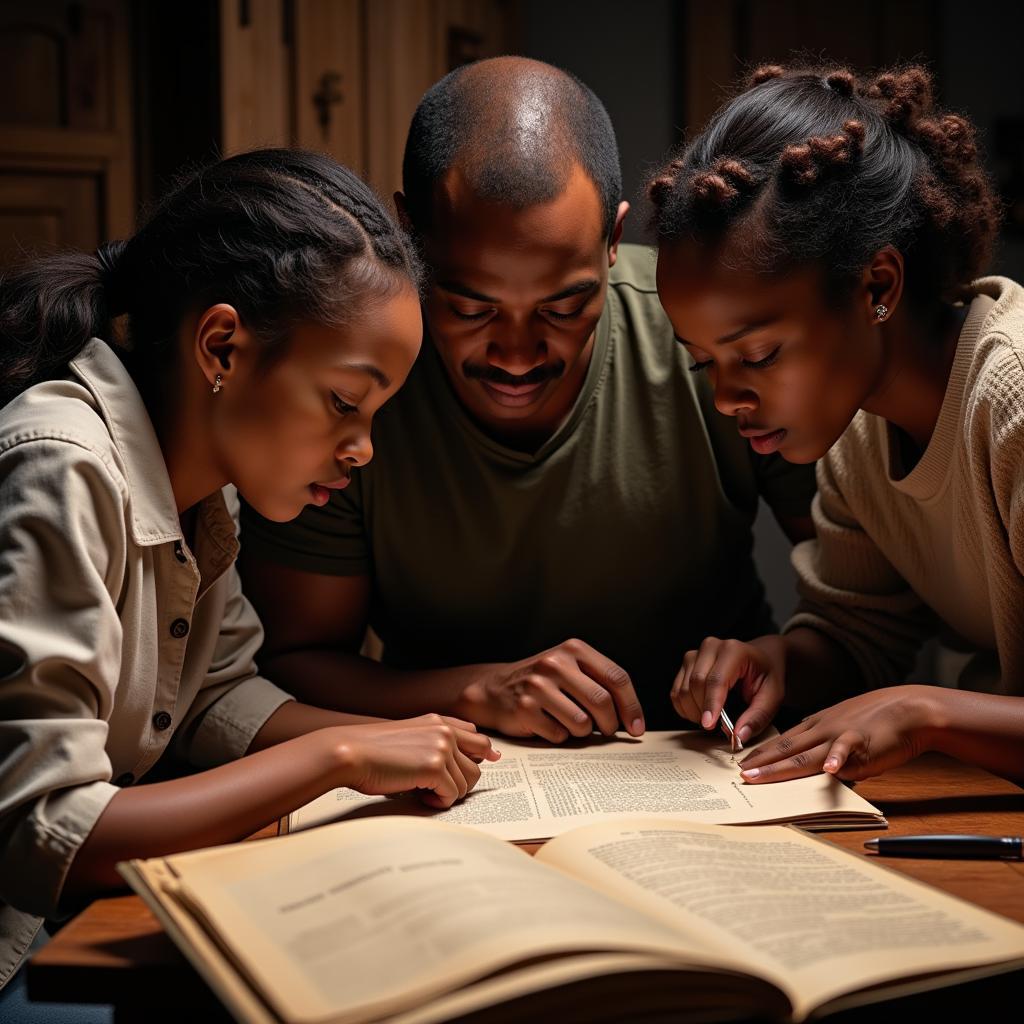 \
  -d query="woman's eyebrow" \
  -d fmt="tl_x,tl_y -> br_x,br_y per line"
717,317 -> 779,344
338,362 -> 391,389
674,316 -> 780,348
